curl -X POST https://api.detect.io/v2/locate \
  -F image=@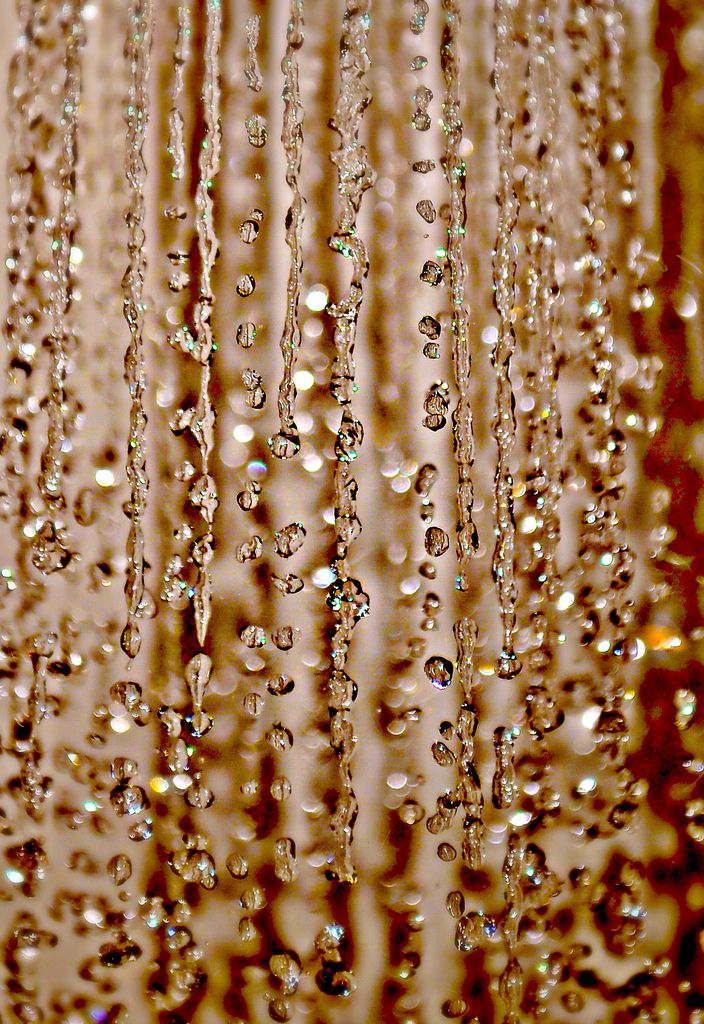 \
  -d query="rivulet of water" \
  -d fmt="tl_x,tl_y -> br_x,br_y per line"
167,3 -> 190,183
269,0 -> 306,461
441,0 -> 479,599
37,2 -> 83,551
324,0 -> 374,886
491,0 -> 521,681
121,0 -> 154,660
